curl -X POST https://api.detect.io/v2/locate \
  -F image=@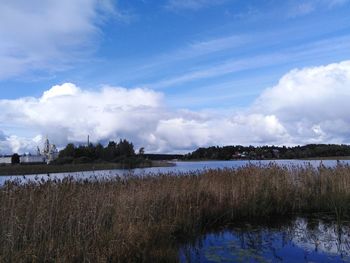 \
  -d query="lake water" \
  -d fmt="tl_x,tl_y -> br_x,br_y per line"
179,216 -> 350,263
1,159 -> 350,186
